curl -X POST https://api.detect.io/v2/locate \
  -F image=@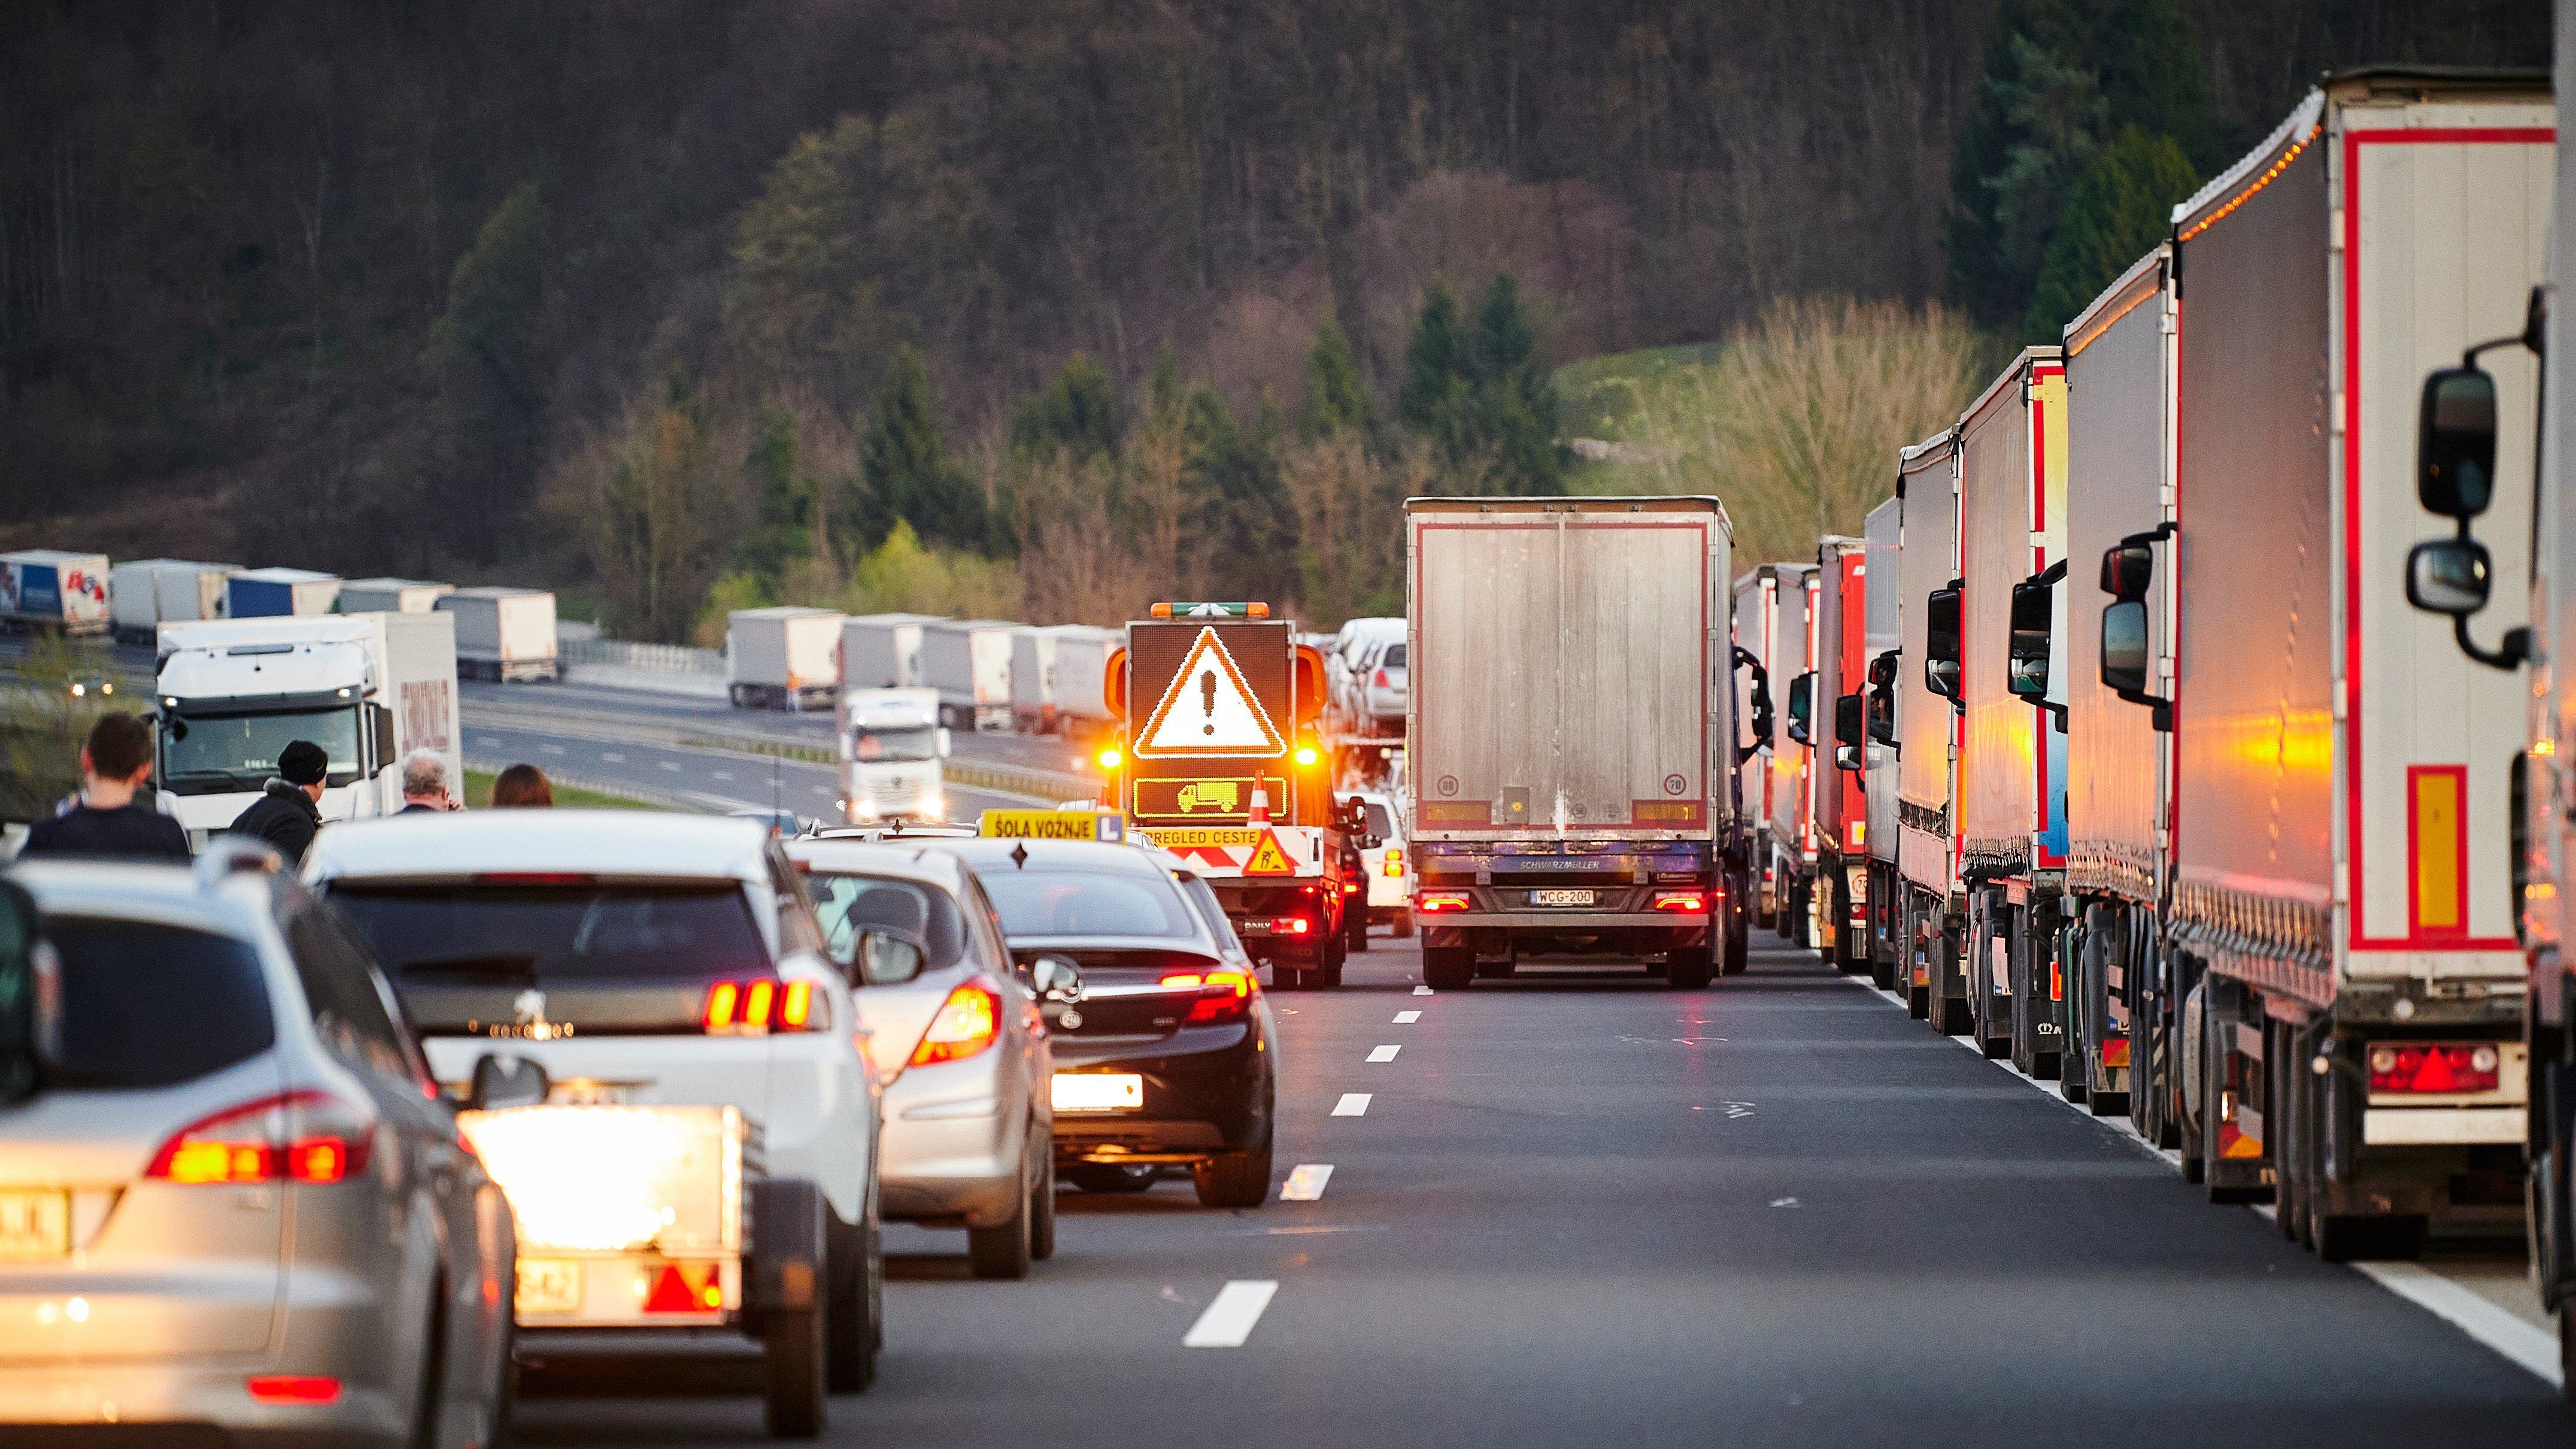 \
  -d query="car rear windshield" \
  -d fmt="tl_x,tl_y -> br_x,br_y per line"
1363,802 -> 1394,839
805,874 -> 967,971
47,917 -> 275,1090
329,882 -> 771,988
1381,643 -> 1406,669
978,868 -> 1197,940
